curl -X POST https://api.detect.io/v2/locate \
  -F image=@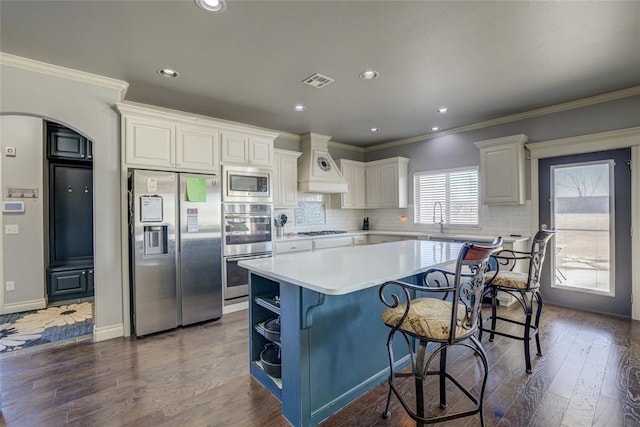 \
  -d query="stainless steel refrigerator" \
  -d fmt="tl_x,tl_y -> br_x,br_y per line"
129,170 -> 222,336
